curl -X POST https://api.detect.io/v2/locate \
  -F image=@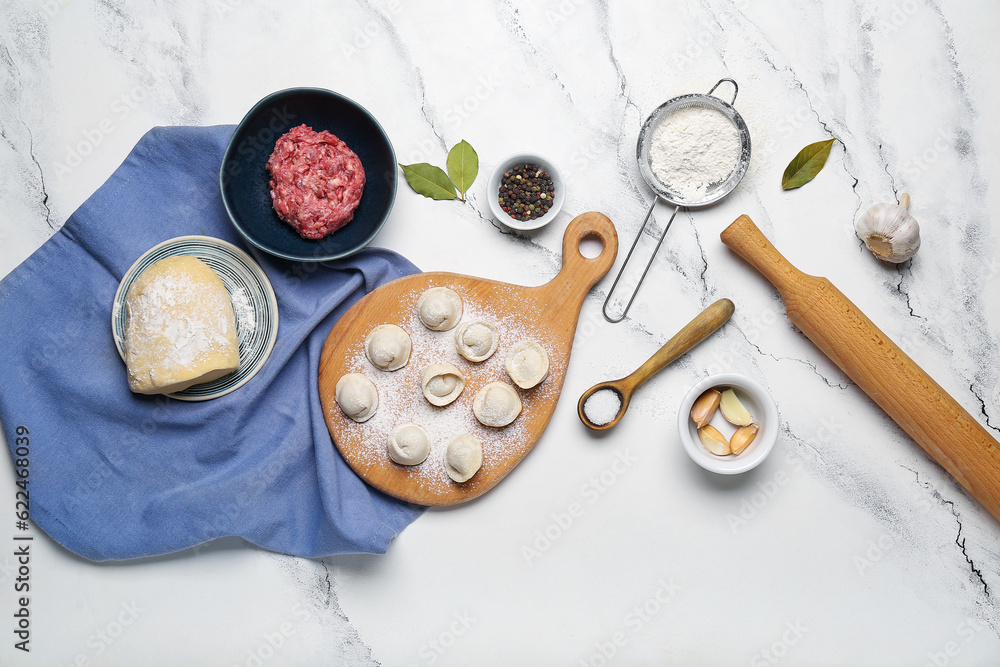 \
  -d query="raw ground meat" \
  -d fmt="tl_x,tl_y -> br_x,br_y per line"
266,124 -> 366,239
